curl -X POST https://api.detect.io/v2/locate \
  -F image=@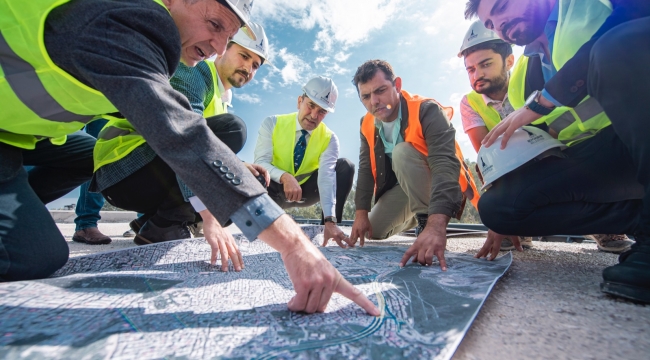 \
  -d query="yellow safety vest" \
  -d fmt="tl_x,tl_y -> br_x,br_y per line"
271,112 -> 333,185
465,91 -> 501,131
94,61 -> 228,172
508,0 -> 613,146
204,60 -> 228,117
0,0 -> 166,149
